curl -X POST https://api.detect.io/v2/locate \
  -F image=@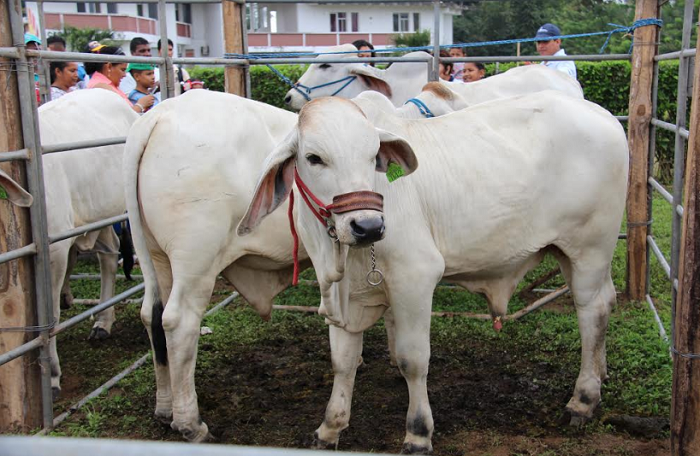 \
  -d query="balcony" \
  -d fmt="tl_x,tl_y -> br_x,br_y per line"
247,32 -> 414,49
44,12 -> 157,36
